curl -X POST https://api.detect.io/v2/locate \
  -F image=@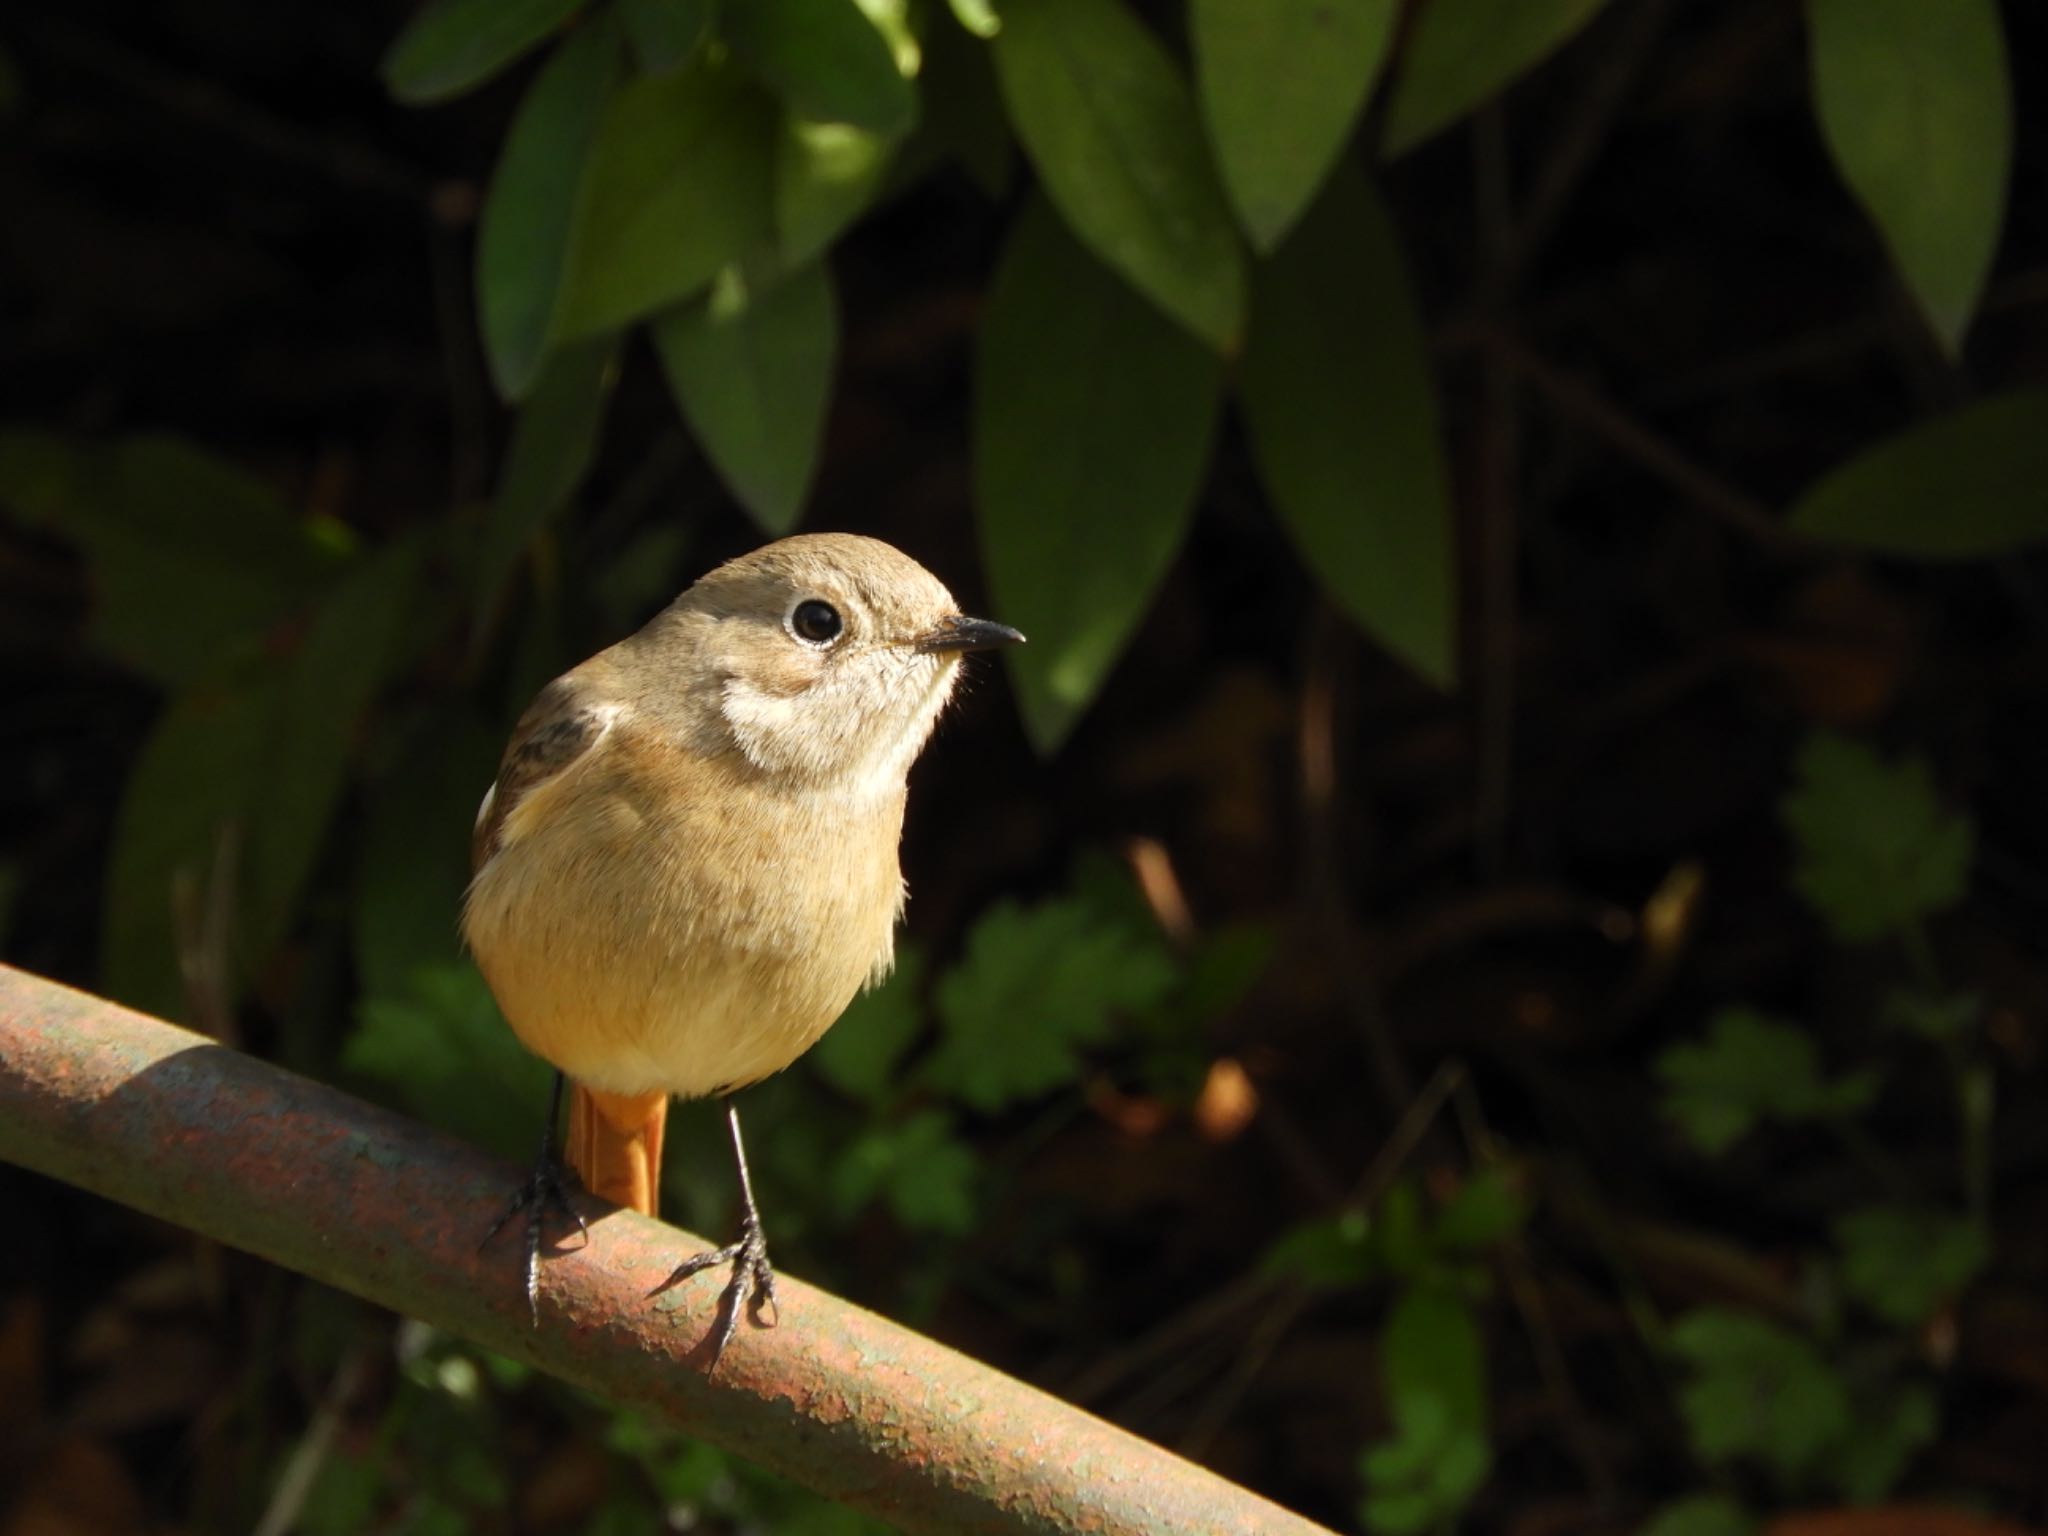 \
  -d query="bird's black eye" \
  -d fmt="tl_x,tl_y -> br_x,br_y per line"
790,599 -> 843,645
